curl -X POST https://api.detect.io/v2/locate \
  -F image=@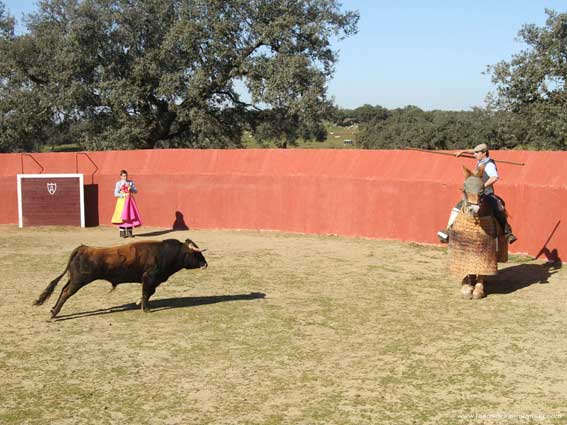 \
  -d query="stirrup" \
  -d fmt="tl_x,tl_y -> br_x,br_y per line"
506,233 -> 517,244
437,230 -> 449,243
